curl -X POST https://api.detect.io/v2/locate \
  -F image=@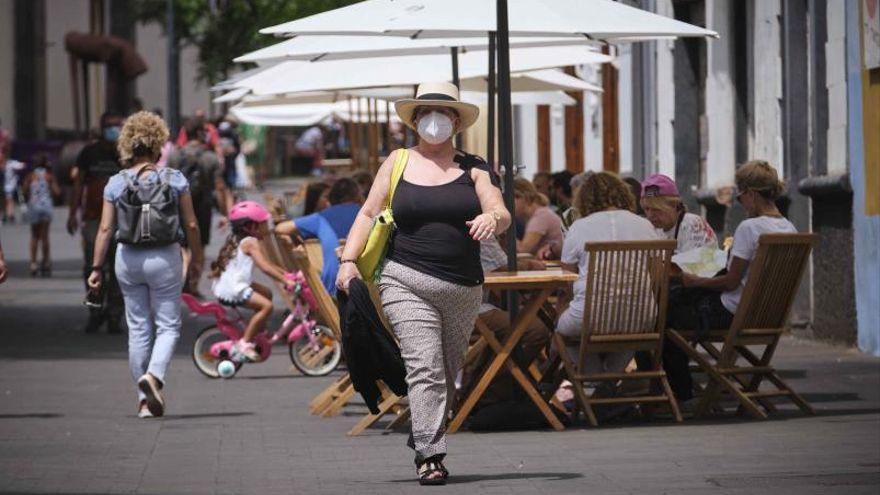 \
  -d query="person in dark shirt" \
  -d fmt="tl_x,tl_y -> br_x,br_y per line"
68,111 -> 126,334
